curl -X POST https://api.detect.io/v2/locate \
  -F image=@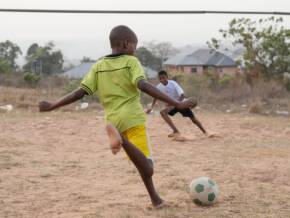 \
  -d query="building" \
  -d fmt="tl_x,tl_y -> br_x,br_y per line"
63,62 -> 95,79
63,62 -> 157,79
164,49 -> 238,75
